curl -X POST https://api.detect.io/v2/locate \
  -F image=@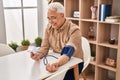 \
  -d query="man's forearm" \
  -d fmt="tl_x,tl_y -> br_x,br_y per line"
56,55 -> 70,67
